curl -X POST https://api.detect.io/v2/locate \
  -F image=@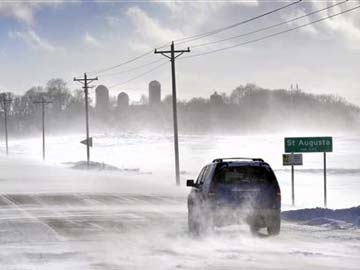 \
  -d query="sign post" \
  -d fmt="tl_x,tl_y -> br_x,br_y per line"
284,137 -> 332,208
291,164 -> 294,206
324,152 -> 327,208
283,153 -> 303,206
